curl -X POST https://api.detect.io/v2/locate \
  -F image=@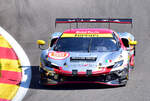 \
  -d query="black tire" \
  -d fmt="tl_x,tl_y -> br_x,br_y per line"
134,46 -> 136,56
120,68 -> 129,86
